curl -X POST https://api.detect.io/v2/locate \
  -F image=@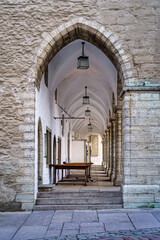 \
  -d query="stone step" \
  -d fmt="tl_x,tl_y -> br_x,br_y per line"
36,197 -> 122,205
69,173 -> 107,177
35,166 -> 122,211
34,204 -> 123,211
37,191 -> 122,198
